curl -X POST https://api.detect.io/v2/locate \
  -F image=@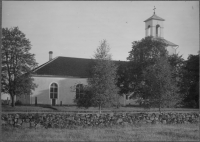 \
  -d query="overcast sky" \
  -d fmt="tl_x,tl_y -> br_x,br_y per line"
2,1 -> 199,65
